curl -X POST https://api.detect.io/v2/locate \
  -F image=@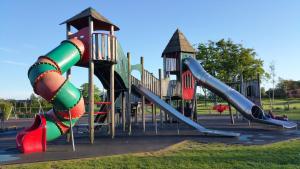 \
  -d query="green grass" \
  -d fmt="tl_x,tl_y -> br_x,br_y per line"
3,139 -> 300,169
196,98 -> 300,120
